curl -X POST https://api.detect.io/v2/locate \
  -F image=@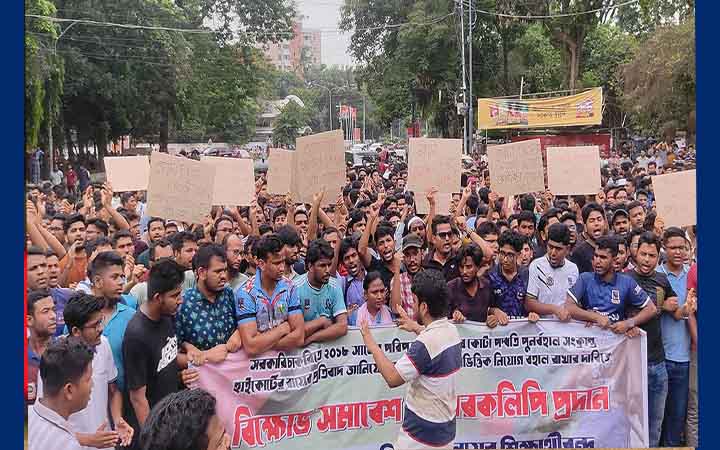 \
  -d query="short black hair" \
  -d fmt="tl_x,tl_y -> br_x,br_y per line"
363,271 -> 384,291
147,259 -> 185,301
431,215 -> 452,235
321,227 -> 340,240
476,221 -> 499,238
28,245 -> 46,257
27,289 -> 52,315
662,227 -> 687,243
637,231 -> 661,252
147,217 -> 166,230
626,200 -> 644,214
560,212 -> 577,224
64,294 -> 103,331
411,270 -> 449,319
516,210 -> 536,227
498,230 -> 525,253
458,244 -> 483,267
306,239 -> 334,266
112,230 -> 133,247
89,251 -> 124,280
193,244 -> 226,270
272,207 -> 288,222
595,236 -> 619,257
149,238 -> 173,261
374,225 -> 395,242
120,192 -> 136,205
255,235 -> 284,261
547,223 -> 571,246
171,231 -> 197,252
39,337 -> 94,397
519,194 -> 536,212
276,225 -> 302,247
339,236 -> 359,261
139,388 -> 217,450
85,237 -> 113,258
64,213 -> 85,232
86,218 -> 109,236
258,224 -> 273,236
581,202 -> 605,223
294,209 -> 309,220
347,209 -> 366,229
